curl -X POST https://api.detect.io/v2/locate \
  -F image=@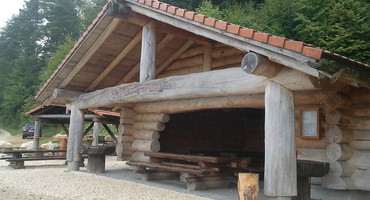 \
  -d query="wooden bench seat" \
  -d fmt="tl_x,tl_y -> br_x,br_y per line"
6,156 -> 66,162
127,161 -> 212,175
